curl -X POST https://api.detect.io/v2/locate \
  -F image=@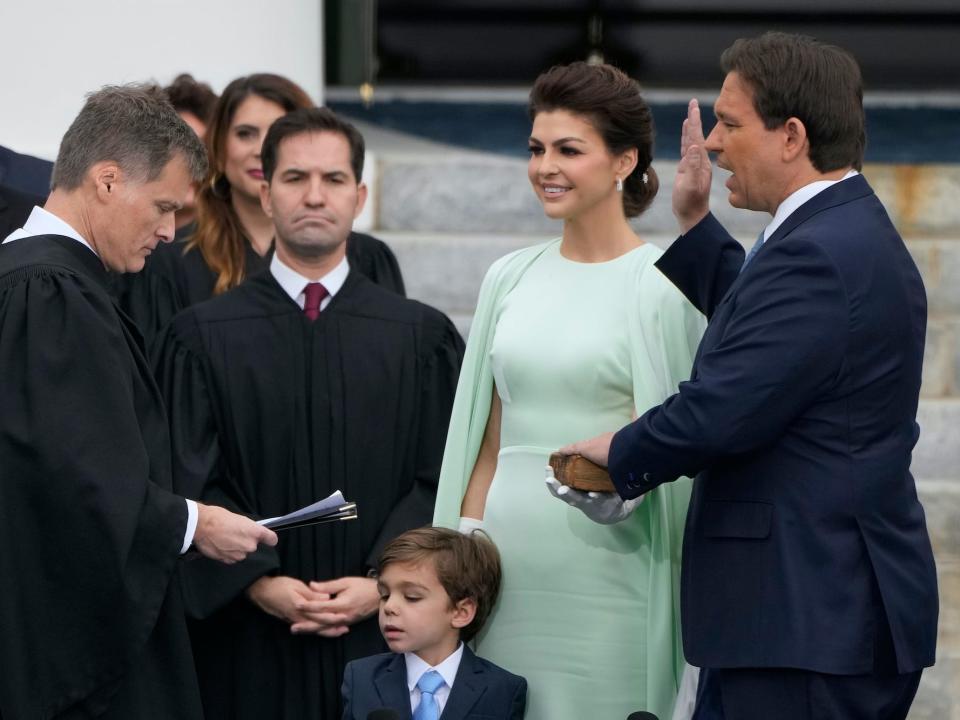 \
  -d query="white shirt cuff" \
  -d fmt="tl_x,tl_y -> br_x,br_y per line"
181,499 -> 199,554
